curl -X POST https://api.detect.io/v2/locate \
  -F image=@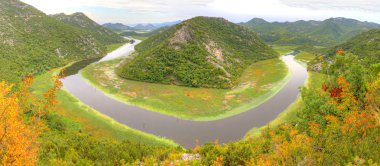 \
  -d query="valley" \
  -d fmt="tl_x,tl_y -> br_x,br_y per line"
1,0 -> 379,165
61,42 -> 307,148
